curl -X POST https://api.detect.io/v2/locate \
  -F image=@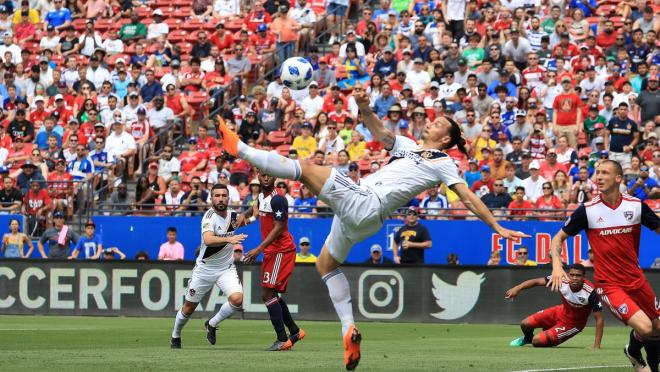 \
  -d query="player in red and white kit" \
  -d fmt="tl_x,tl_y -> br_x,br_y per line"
242,172 -> 306,351
506,263 -> 604,348
550,160 -> 660,372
